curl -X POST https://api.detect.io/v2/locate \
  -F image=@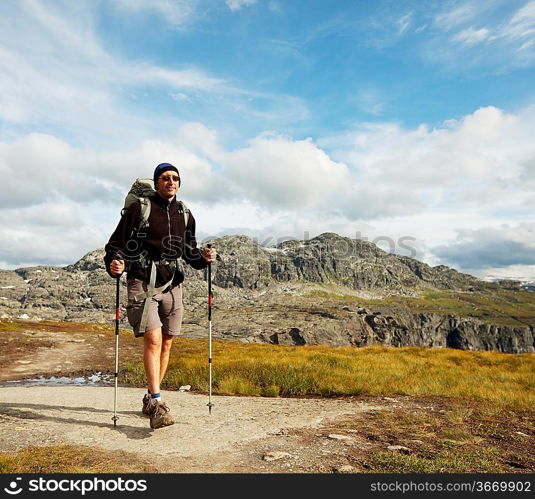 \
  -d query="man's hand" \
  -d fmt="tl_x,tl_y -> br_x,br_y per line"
110,259 -> 125,276
201,247 -> 217,263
